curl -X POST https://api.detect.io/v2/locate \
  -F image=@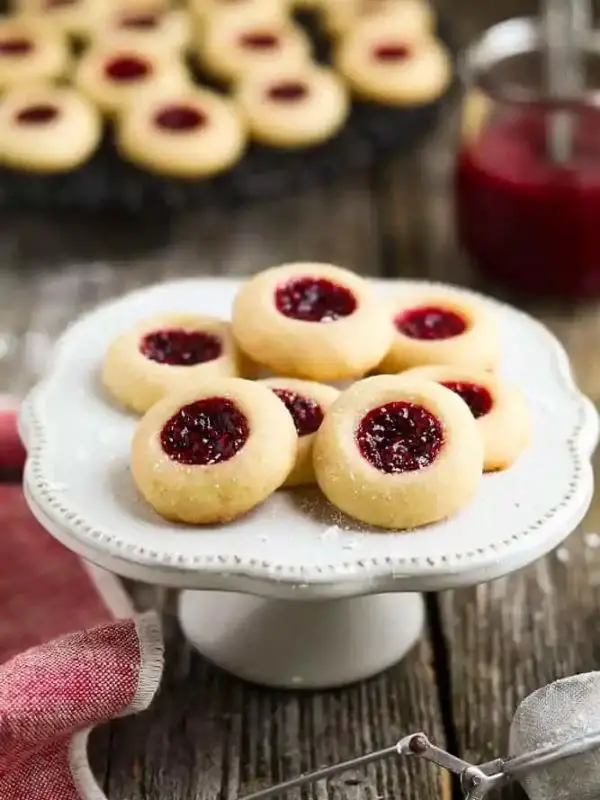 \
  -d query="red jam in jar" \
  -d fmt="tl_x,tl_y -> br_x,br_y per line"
456,105 -> 600,298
